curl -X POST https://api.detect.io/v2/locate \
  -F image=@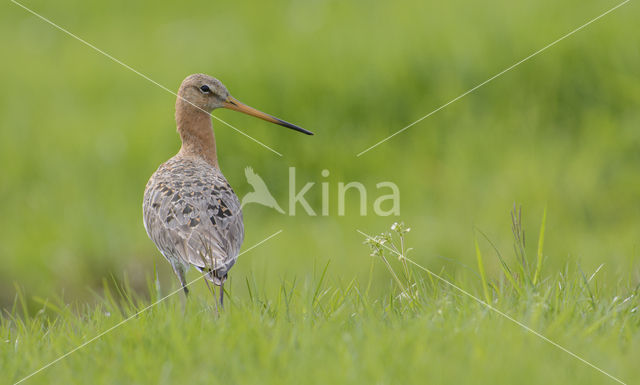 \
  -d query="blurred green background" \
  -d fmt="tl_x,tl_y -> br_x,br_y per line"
0,0 -> 638,308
